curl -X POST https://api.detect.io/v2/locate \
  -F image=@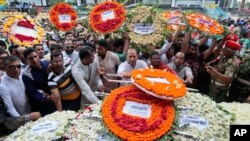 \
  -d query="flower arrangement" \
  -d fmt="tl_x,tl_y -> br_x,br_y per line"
50,2 -> 77,31
219,102 -> 250,125
163,10 -> 186,31
131,69 -> 186,99
6,111 -> 76,141
3,15 -> 44,47
102,85 -> 175,141
175,92 -> 233,140
64,103 -> 103,140
126,6 -> 165,46
185,13 -> 224,34
89,1 -> 126,34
